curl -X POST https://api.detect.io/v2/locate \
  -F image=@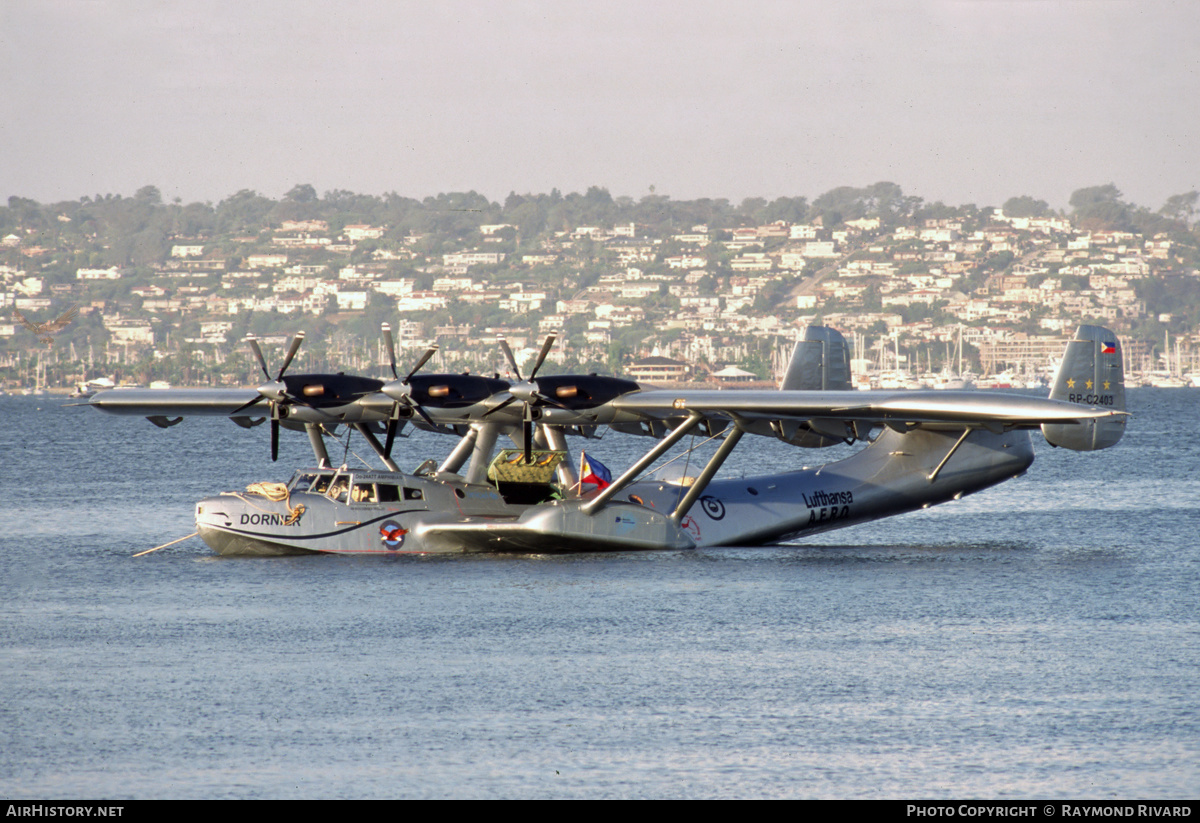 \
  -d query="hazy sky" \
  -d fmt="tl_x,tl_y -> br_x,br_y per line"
3,0 -> 1198,211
